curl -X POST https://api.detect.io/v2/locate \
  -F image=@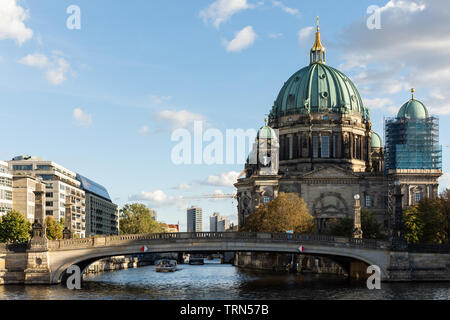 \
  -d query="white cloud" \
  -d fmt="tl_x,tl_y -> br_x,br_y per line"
18,53 -> 48,69
268,32 -> 283,39
155,109 -> 206,129
439,172 -> 450,192
298,26 -> 314,41
201,171 -> 240,187
380,0 -> 426,13
129,190 -> 187,209
334,0 -> 450,115
73,108 -> 93,127
0,0 -> 33,45
363,98 -> 399,115
18,52 -> 71,85
173,183 -> 192,190
151,95 -> 172,106
272,0 -> 301,16
225,26 -> 257,52
138,125 -> 149,135
200,0 -> 255,28
45,57 -> 70,85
